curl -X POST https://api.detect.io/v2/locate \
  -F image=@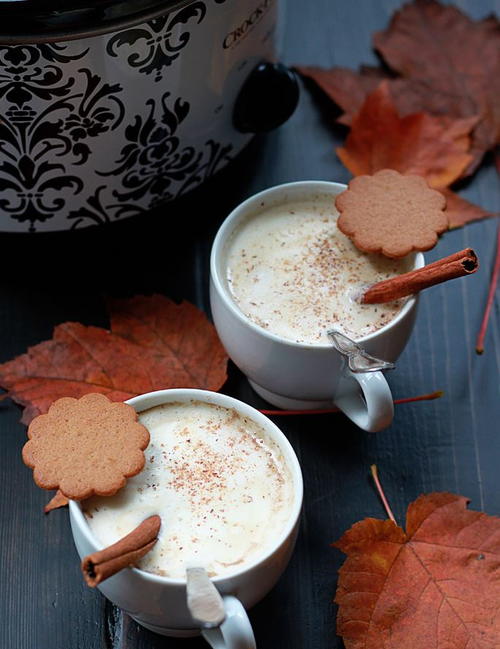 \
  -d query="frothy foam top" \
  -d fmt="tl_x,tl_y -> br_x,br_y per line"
225,194 -> 412,344
84,400 -> 295,579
